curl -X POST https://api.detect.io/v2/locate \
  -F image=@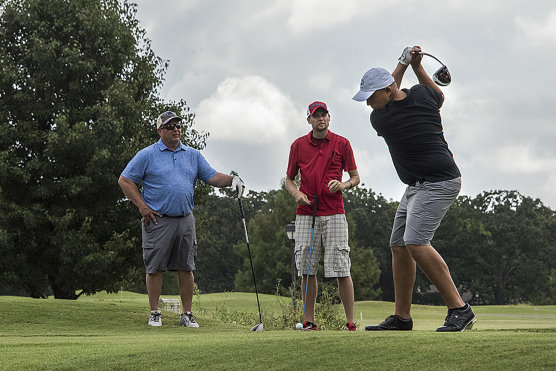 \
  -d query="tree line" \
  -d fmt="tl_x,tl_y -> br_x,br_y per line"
192,186 -> 555,306
1,0 -> 554,305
